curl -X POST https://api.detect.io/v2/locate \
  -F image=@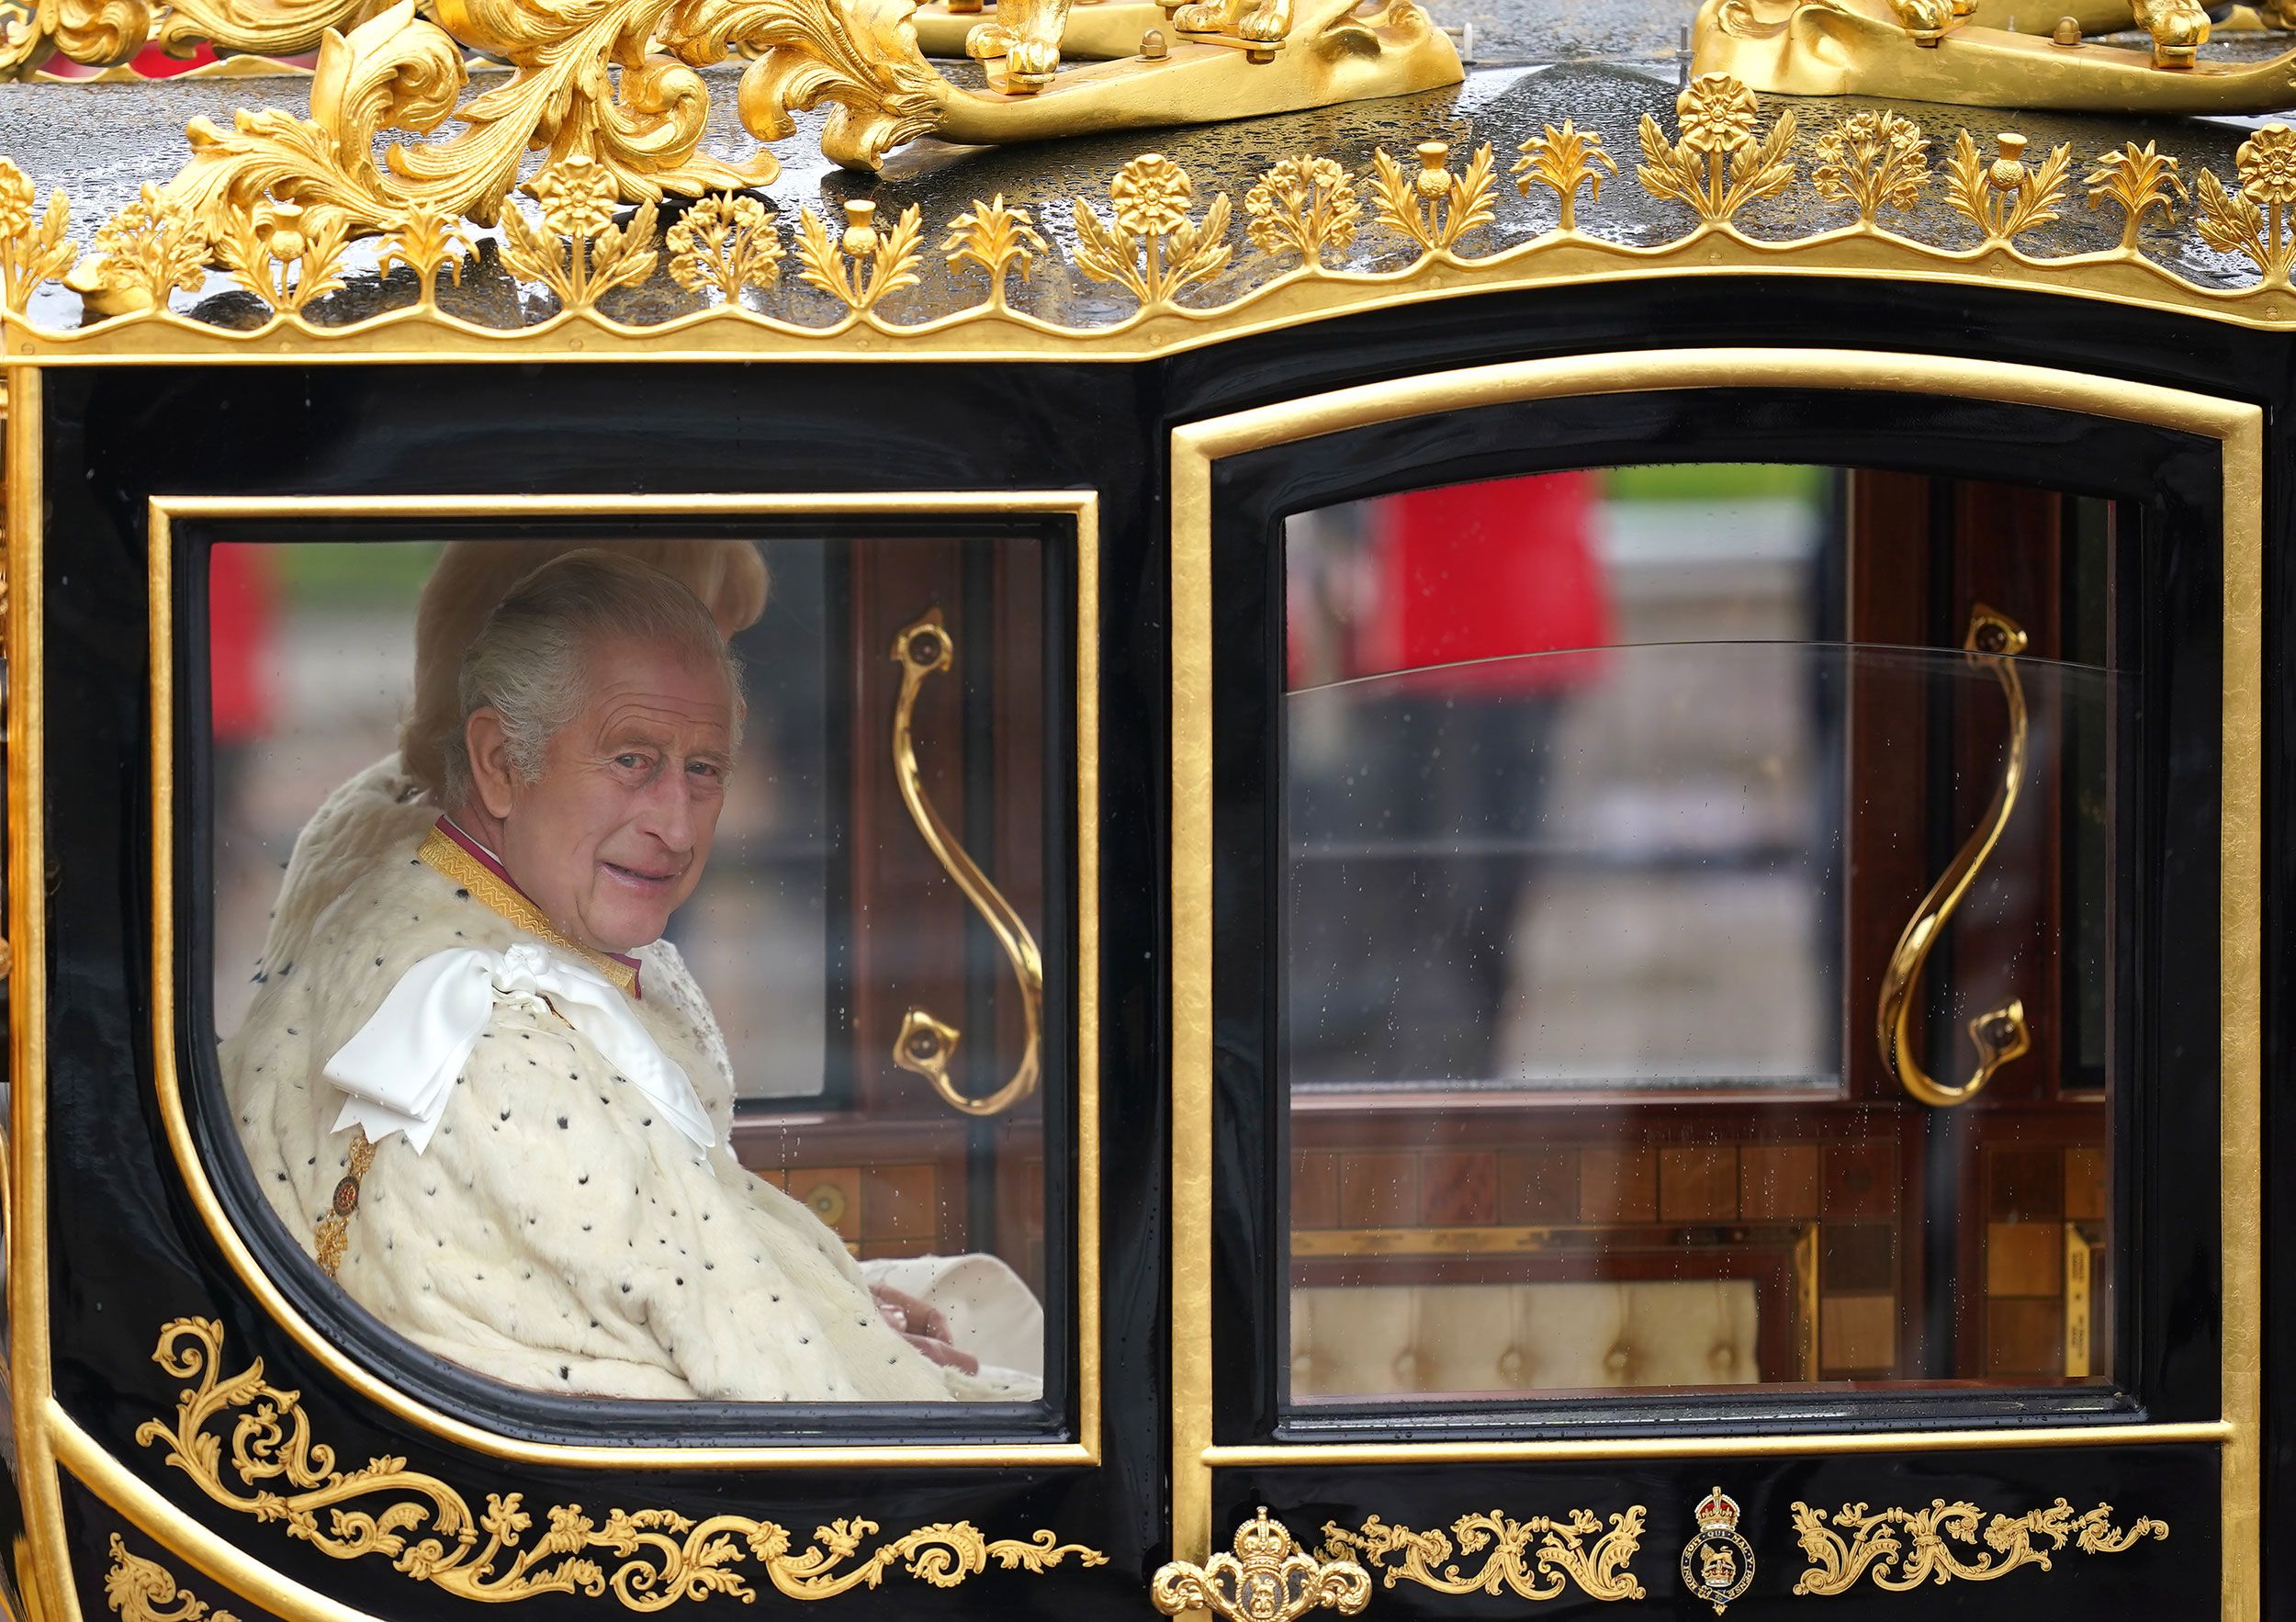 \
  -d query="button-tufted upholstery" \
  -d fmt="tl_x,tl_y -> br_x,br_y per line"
1290,1278 -> 1761,1397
